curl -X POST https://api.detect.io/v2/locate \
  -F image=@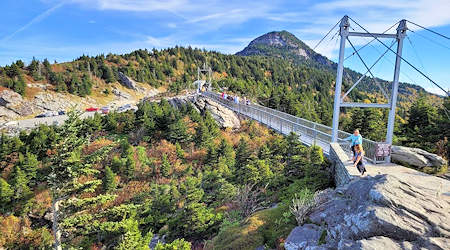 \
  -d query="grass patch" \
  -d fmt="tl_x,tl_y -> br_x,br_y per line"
208,204 -> 296,250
